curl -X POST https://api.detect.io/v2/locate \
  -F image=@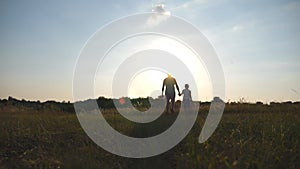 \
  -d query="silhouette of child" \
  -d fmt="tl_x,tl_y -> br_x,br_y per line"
179,84 -> 192,109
